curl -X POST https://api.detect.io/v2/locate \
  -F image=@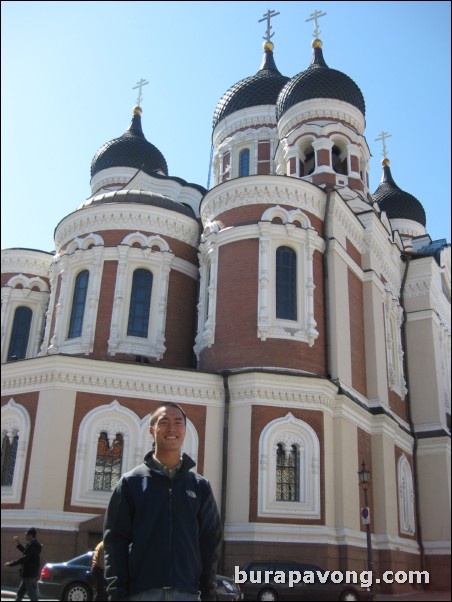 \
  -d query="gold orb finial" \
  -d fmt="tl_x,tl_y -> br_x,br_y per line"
312,38 -> 323,49
133,105 -> 142,116
263,40 -> 274,52
382,158 -> 390,167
